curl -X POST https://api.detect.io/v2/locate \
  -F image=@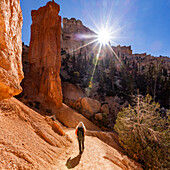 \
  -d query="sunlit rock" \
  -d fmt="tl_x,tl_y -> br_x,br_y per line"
81,97 -> 101,114
95,113 -> 103,120
24,1 -> 62,108
0,0 -> 23,101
